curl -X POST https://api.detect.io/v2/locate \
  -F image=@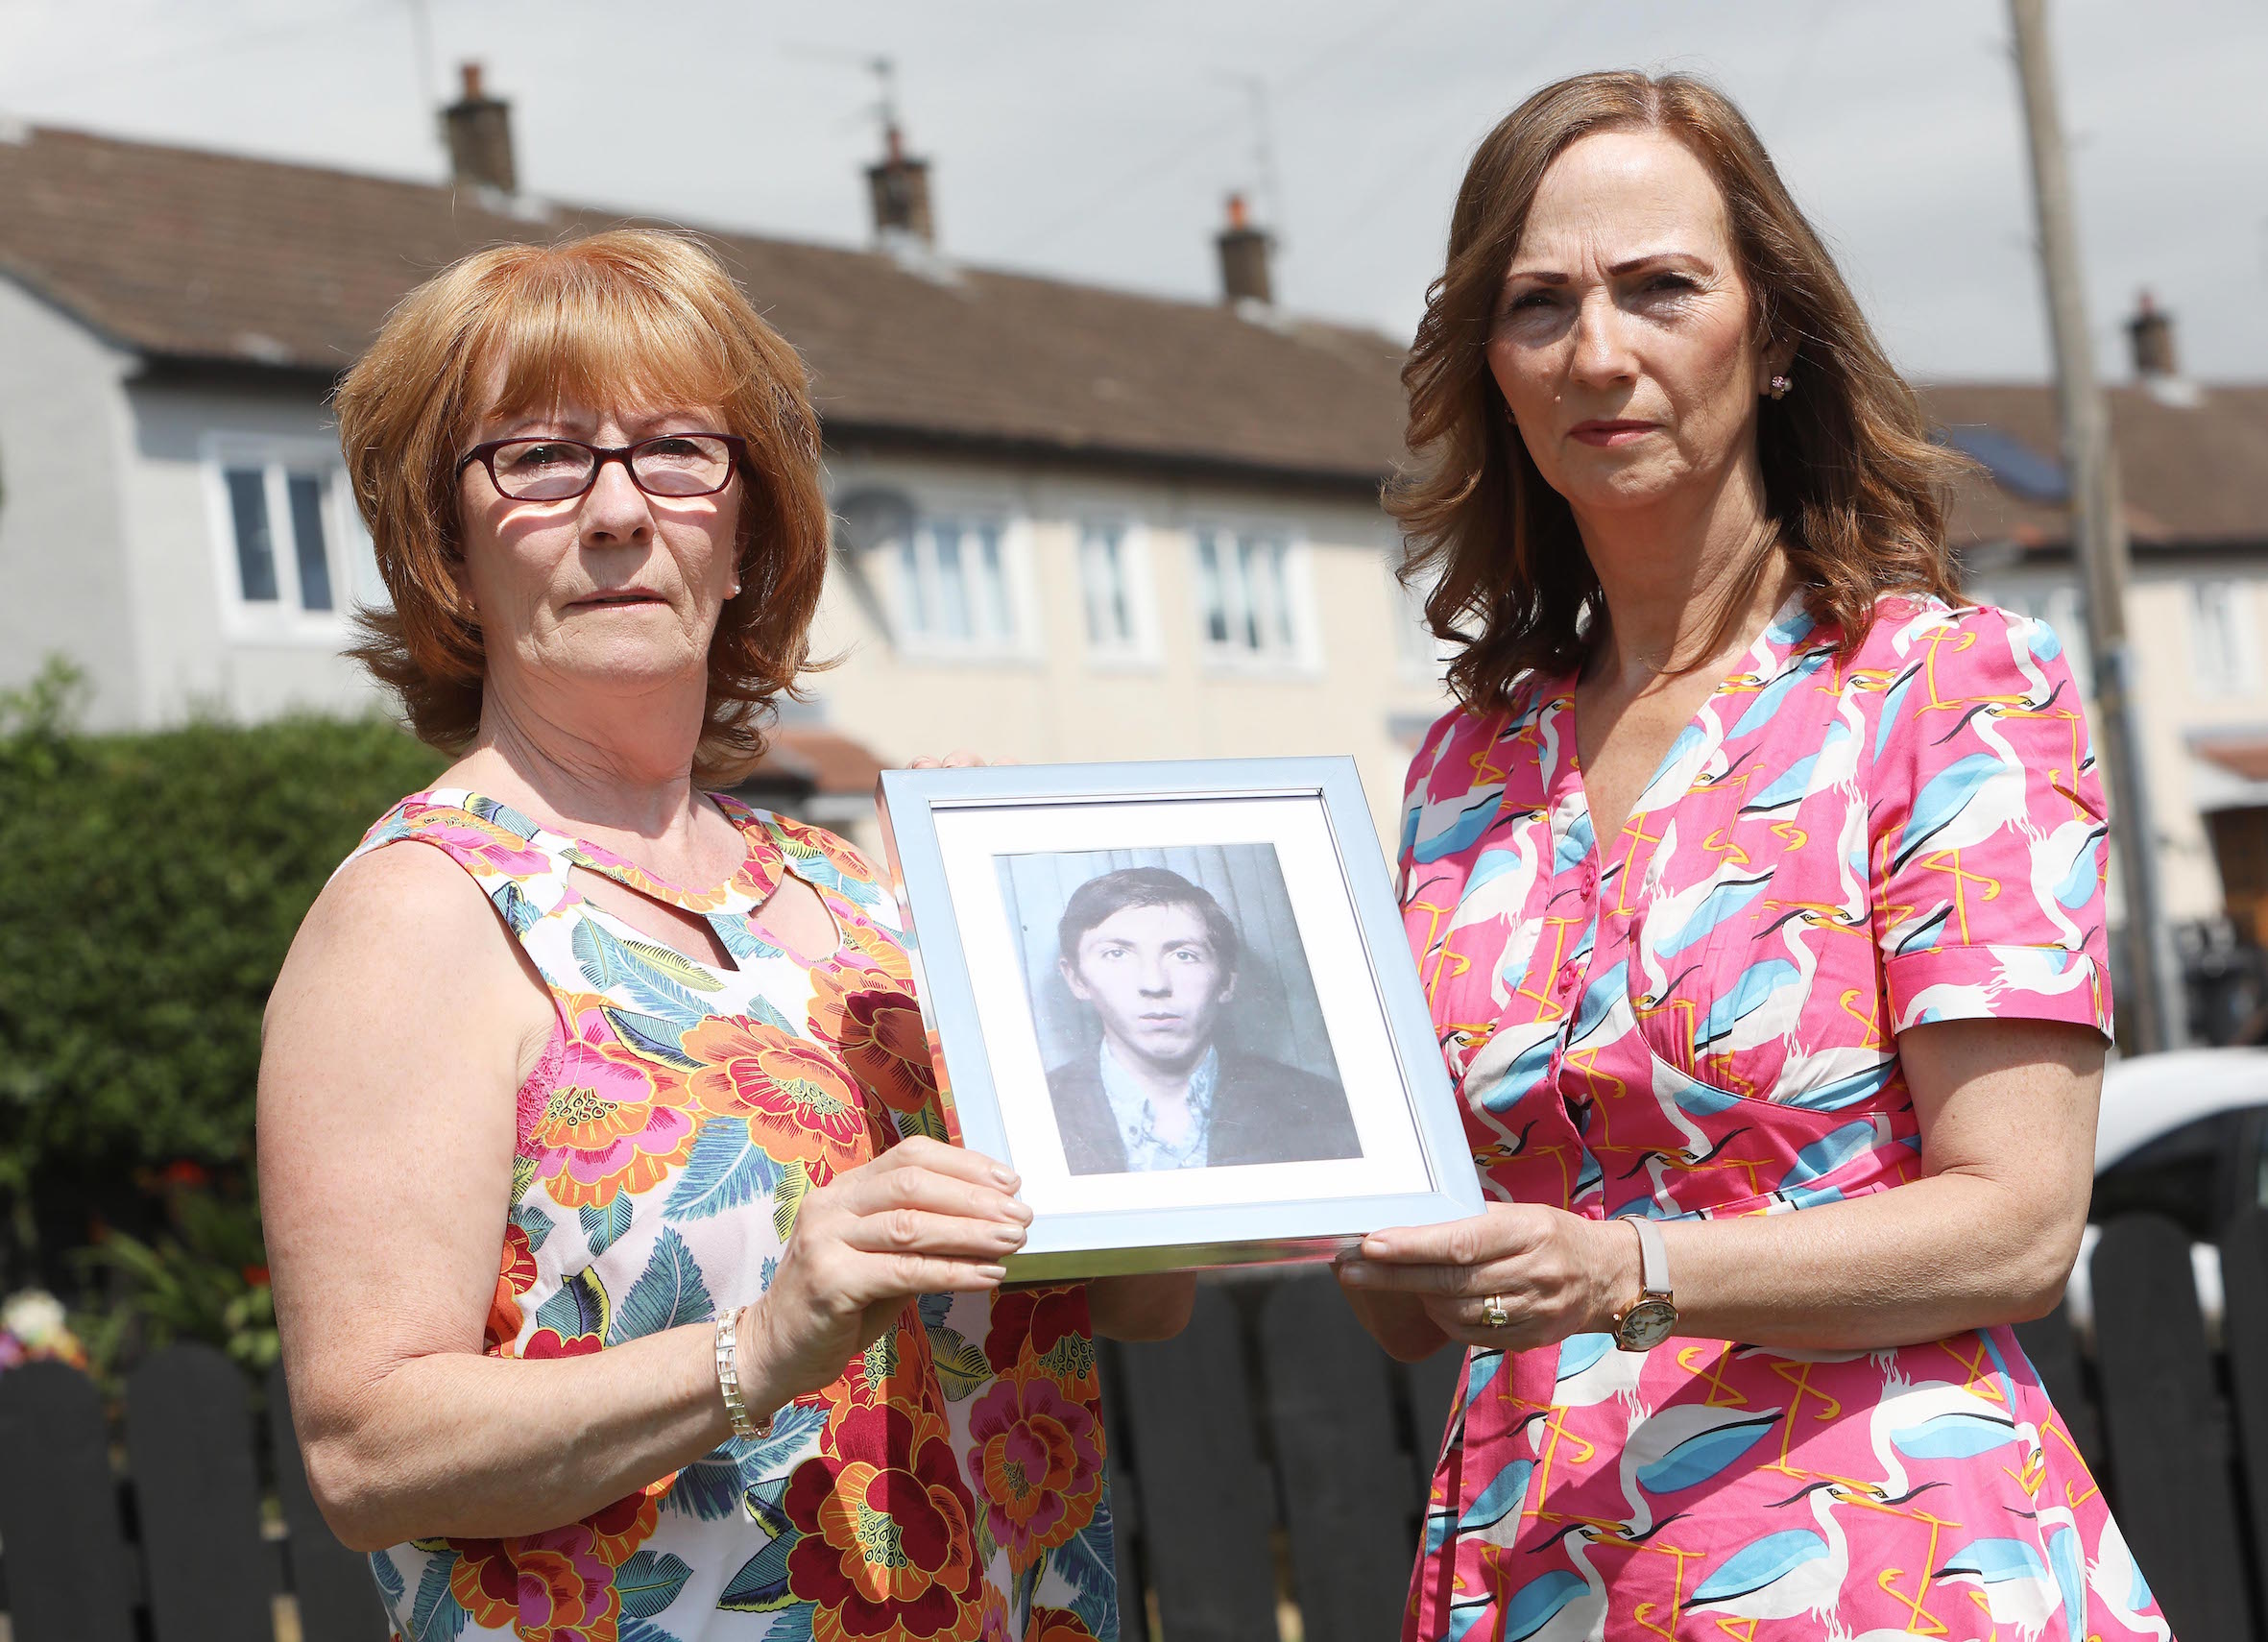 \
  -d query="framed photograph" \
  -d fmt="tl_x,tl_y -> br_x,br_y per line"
875,757 -> 1484,1279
